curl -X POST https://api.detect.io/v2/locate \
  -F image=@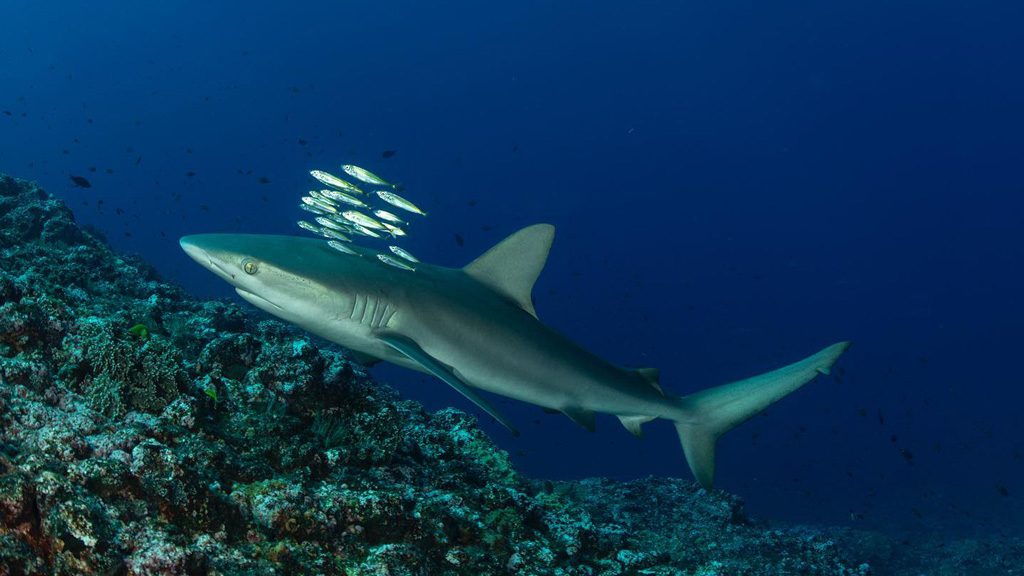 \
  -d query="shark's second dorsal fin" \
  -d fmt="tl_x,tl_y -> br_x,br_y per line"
463,224 -> 555,319
636,367 -> 663,394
